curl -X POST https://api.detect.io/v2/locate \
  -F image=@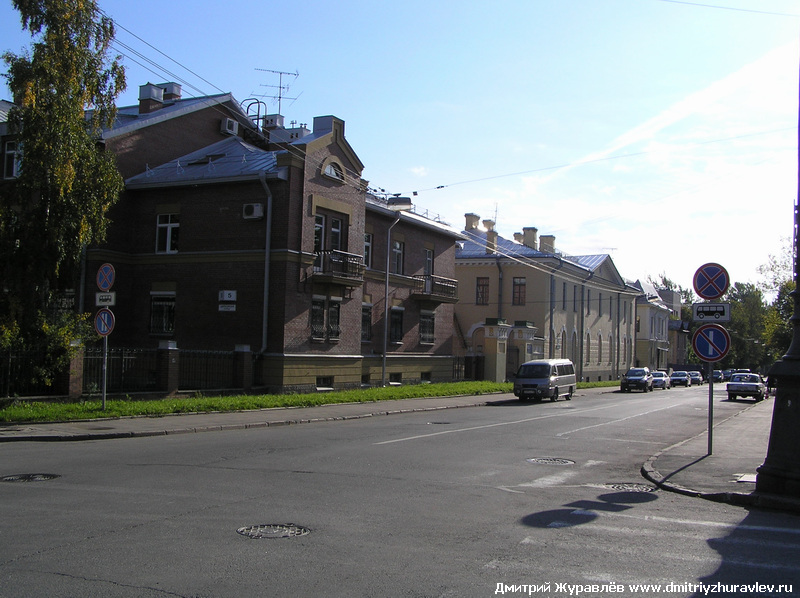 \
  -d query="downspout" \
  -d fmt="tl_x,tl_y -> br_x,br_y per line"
258,172 -> 274,353
495,258 -> 503,321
